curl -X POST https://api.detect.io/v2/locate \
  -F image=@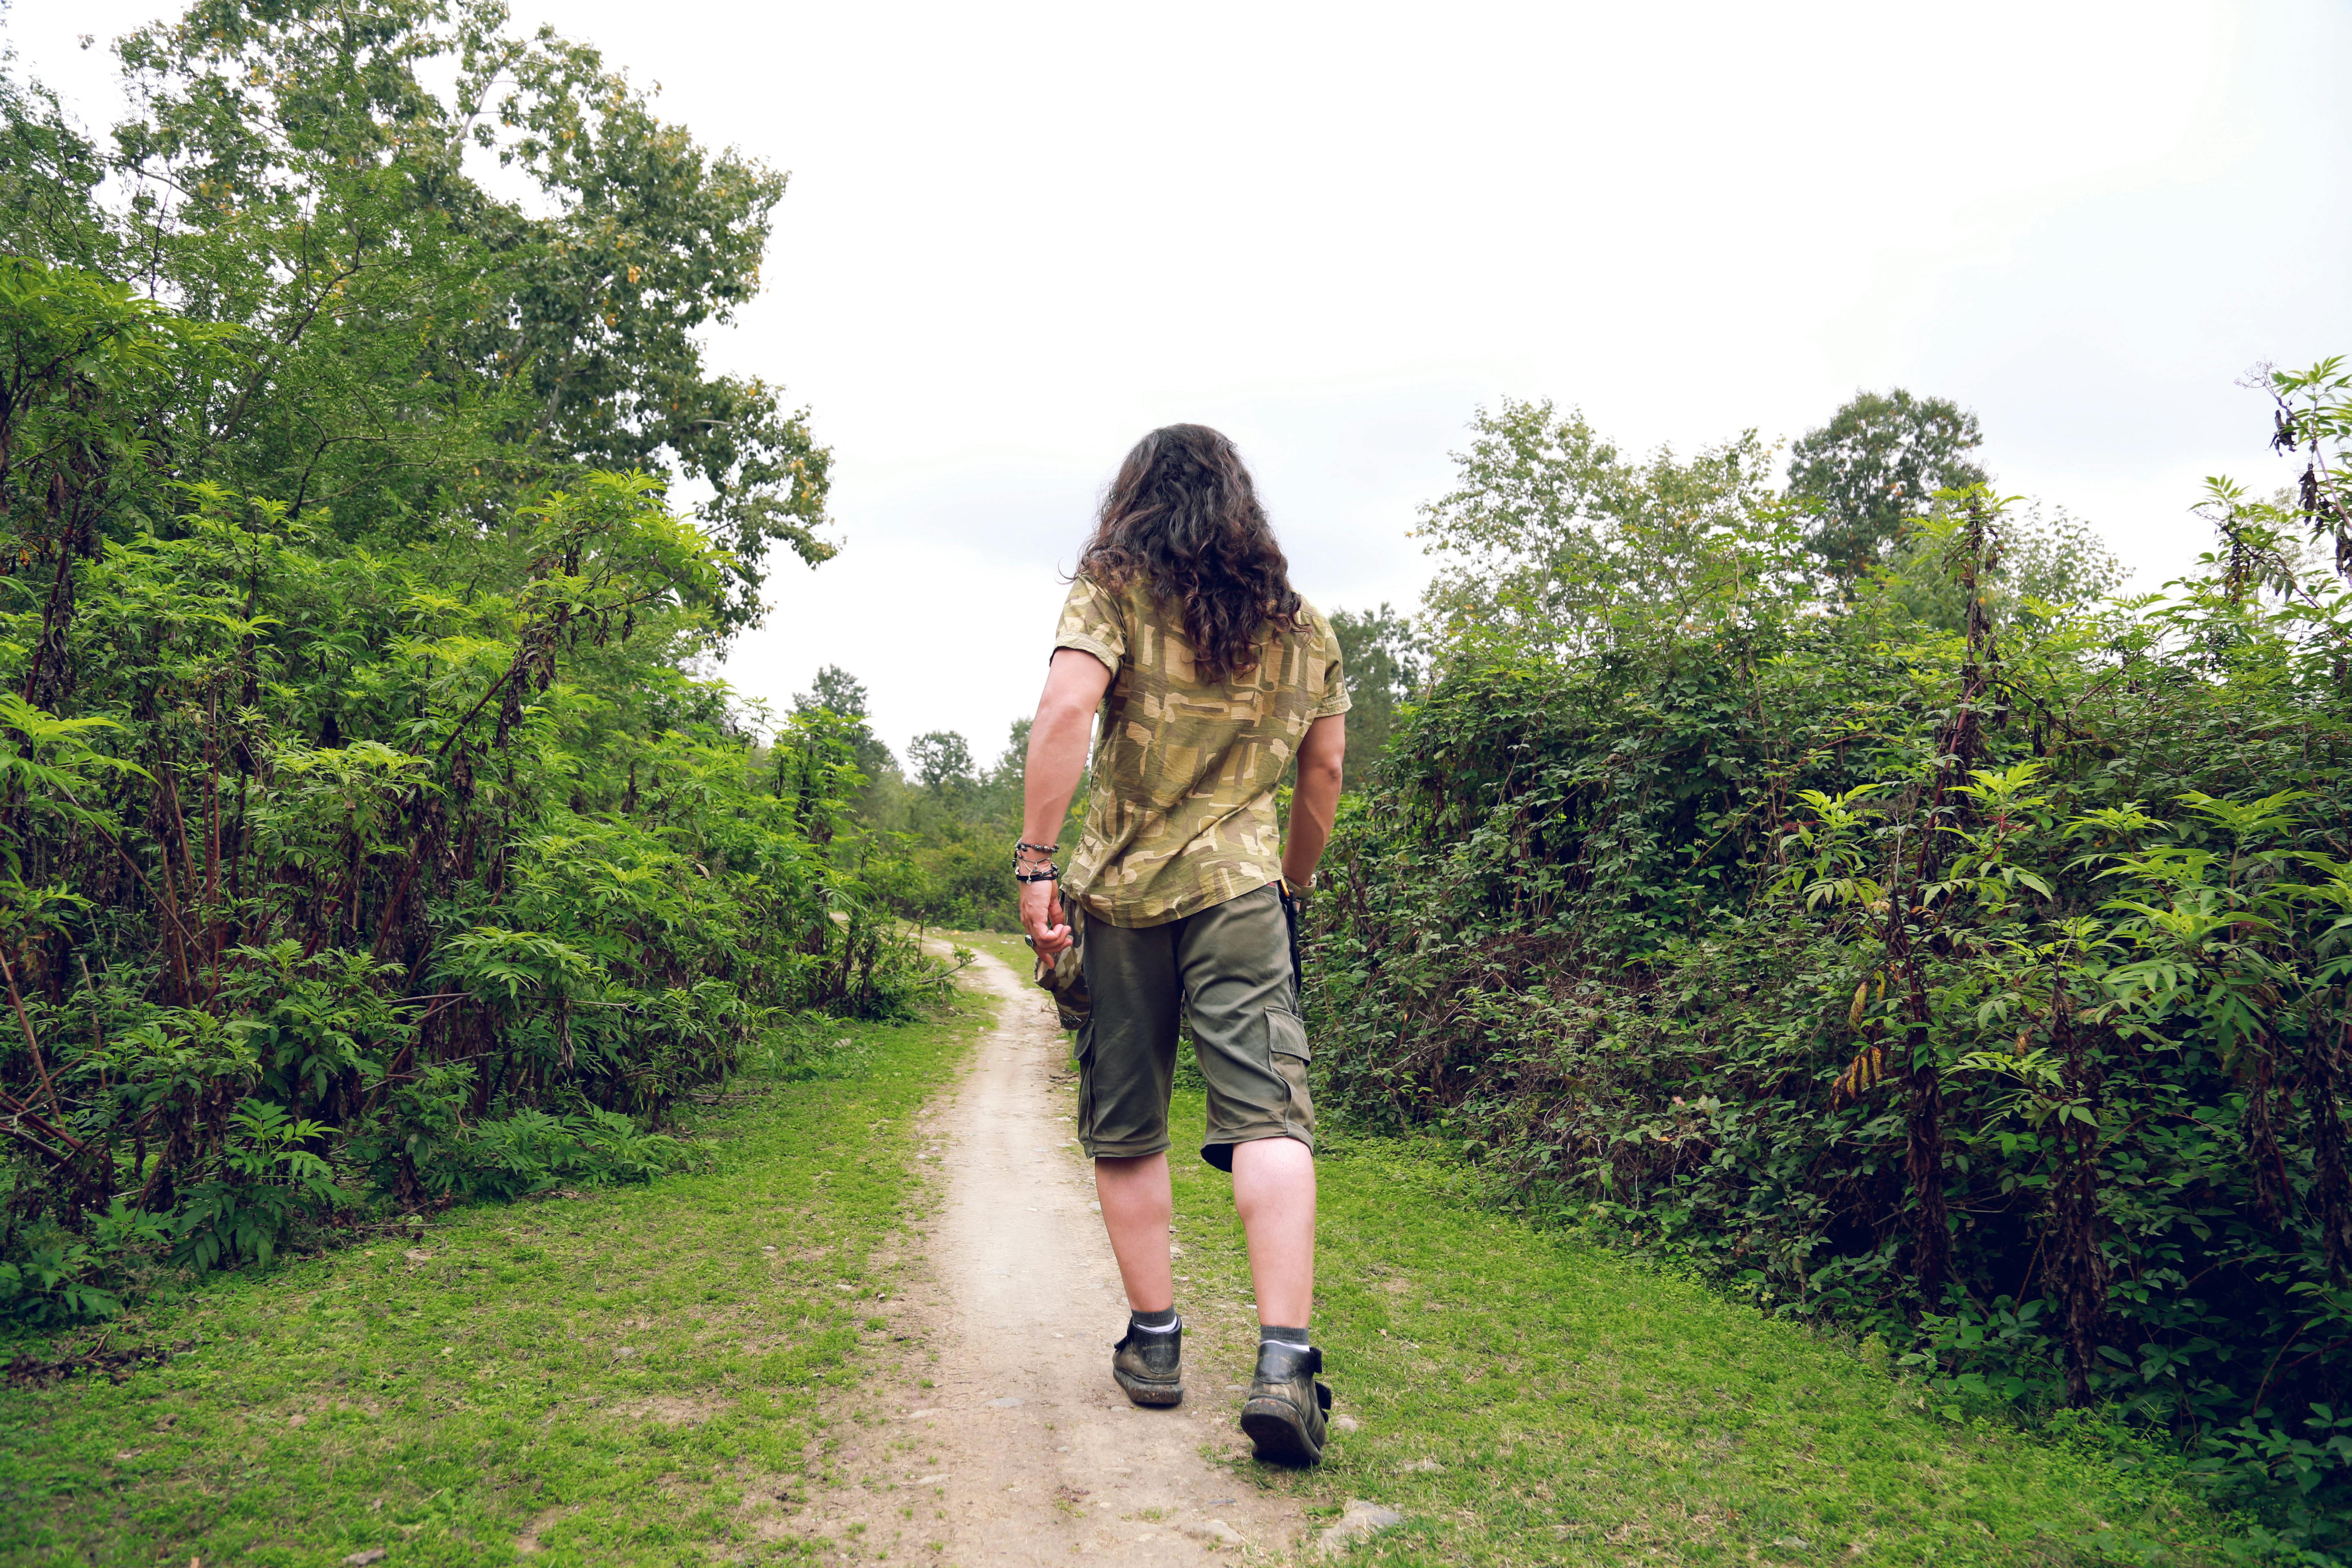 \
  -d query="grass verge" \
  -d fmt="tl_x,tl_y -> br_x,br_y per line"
1166,1087 -> 2235,1565
834,931 -> 2237,1563
0,998 -> 987,1568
